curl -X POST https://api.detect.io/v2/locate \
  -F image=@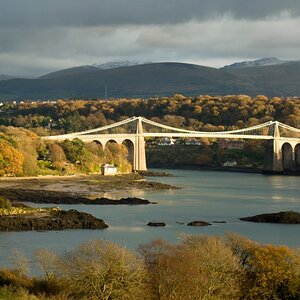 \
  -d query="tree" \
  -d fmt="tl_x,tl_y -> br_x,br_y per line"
227,233 -> 300,299
58,240 -> 149,299
61,138 -> 86,163
0,139 -> 24,176
49,143 -> 67,170
139,236 -> 242,300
